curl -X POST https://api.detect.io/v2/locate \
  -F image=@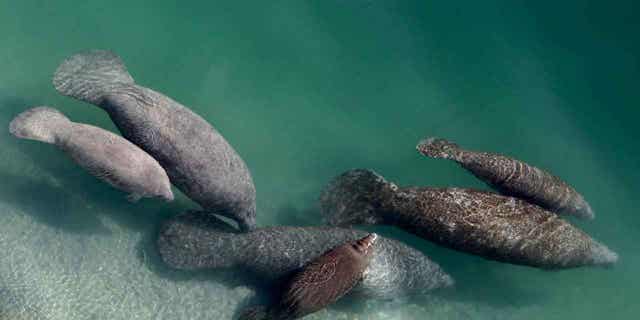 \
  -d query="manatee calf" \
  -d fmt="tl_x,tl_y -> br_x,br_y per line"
320,169 -> 618,269
157,210 -> 453,299
240,234 -> 378,320
53,50 -> 256,230
417,137 -> 594,219
9,107 -> 173,202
